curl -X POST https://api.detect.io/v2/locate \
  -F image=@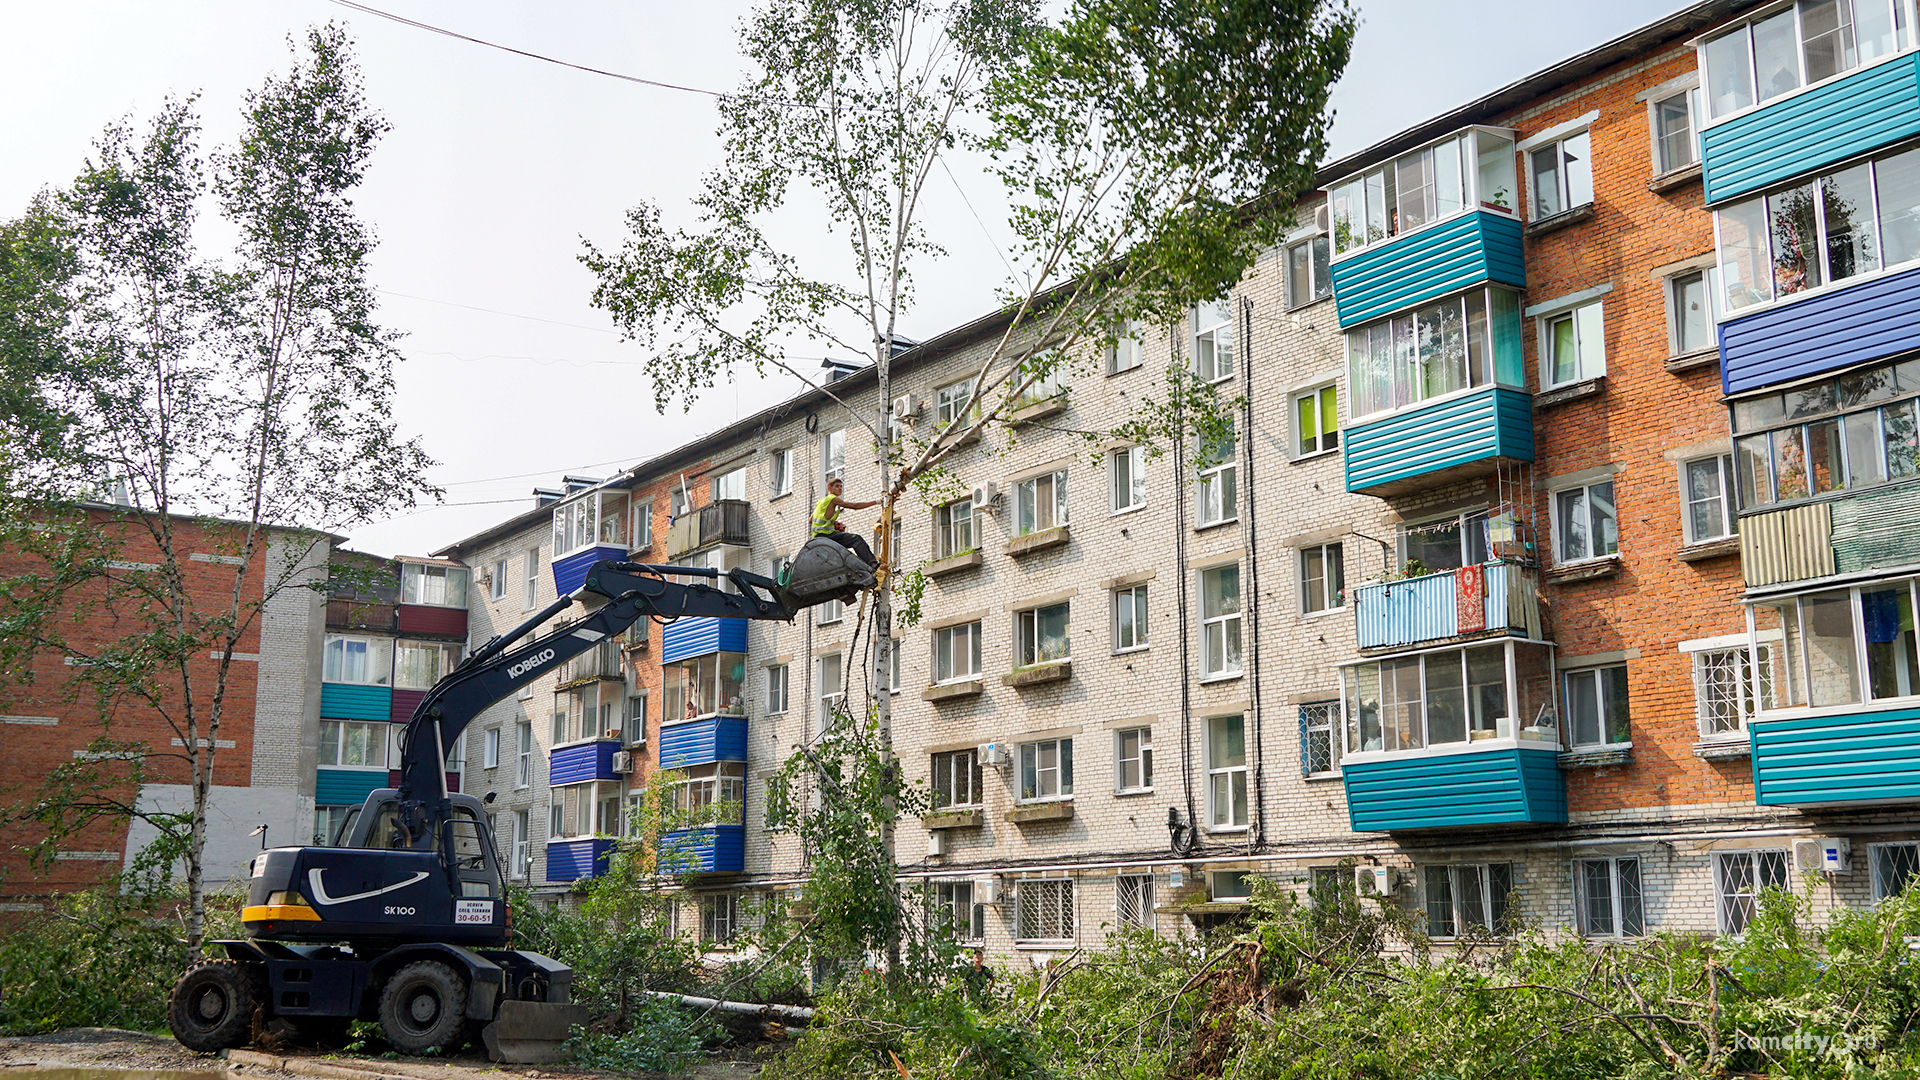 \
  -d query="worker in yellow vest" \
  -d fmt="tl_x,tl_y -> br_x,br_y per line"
812,477 -> 878,569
